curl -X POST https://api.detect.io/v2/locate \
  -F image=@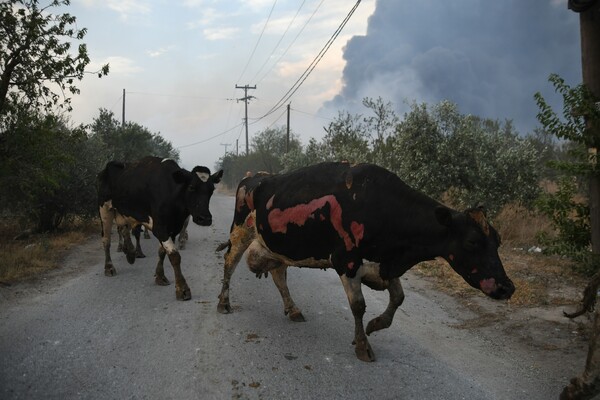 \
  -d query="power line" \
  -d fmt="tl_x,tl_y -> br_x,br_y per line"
176,122 -> 244,149
249,0 -> 307,84
127,91 -> 232,101
256,0 -> 324,85
236,0 -> 278,84
256,0 -> 362,121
